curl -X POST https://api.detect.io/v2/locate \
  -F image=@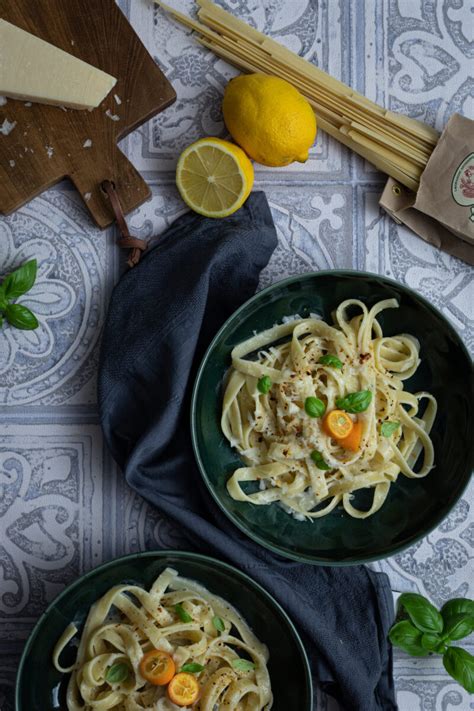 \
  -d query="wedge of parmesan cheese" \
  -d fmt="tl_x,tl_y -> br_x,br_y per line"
0,19 -> 117,110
